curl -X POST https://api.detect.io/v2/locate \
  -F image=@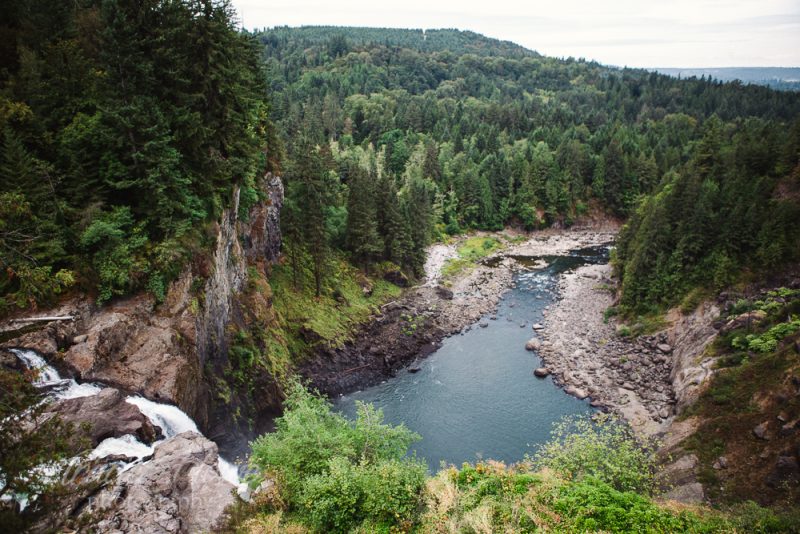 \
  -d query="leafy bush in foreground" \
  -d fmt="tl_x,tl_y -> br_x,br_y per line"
248,383 -> 426,533
238,387 -> 796,533
530,413 -> 661,494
